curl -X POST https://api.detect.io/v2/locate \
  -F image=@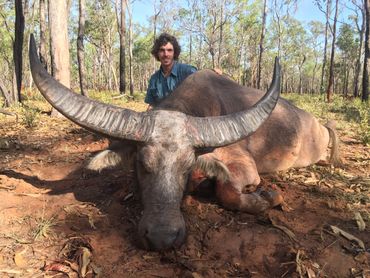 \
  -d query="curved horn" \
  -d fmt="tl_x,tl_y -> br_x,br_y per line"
29,34 -> 153,142
187,57 -> 281,148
